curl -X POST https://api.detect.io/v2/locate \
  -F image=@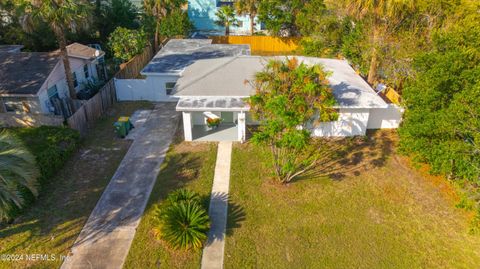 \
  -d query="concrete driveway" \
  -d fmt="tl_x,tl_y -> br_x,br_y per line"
61,102 -> 179,269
